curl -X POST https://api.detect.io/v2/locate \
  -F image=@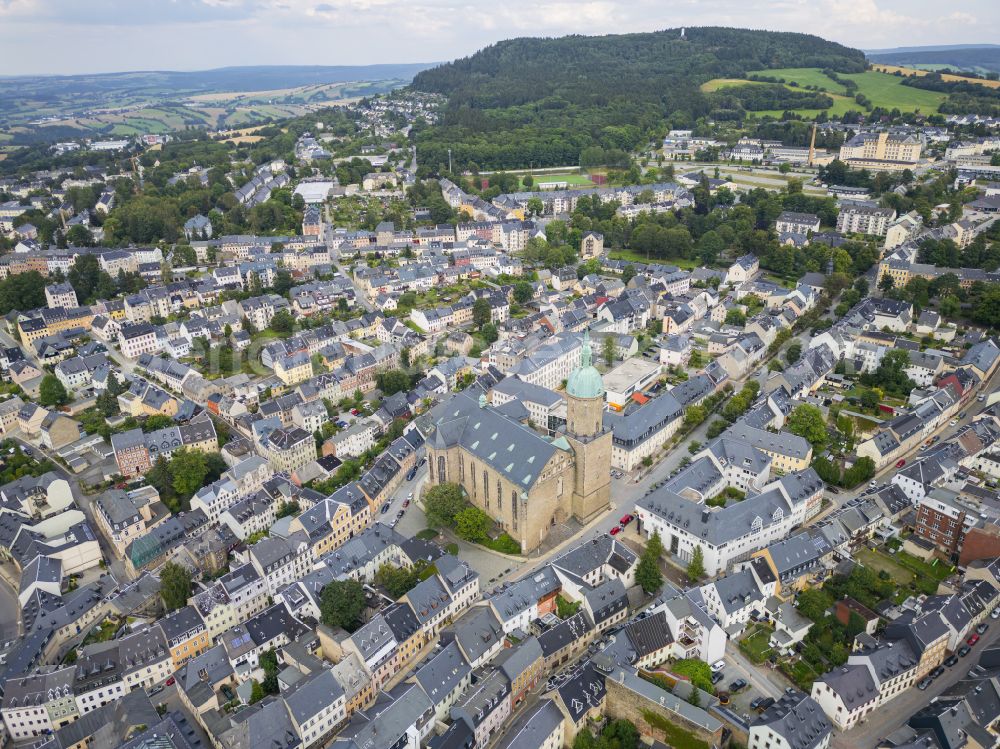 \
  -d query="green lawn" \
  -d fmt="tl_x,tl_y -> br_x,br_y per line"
841,71 -> 946,113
